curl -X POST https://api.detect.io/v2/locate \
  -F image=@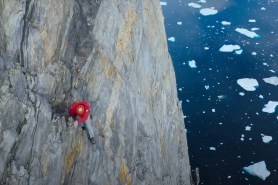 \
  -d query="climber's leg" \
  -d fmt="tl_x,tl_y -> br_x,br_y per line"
84,120 -> 96,144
